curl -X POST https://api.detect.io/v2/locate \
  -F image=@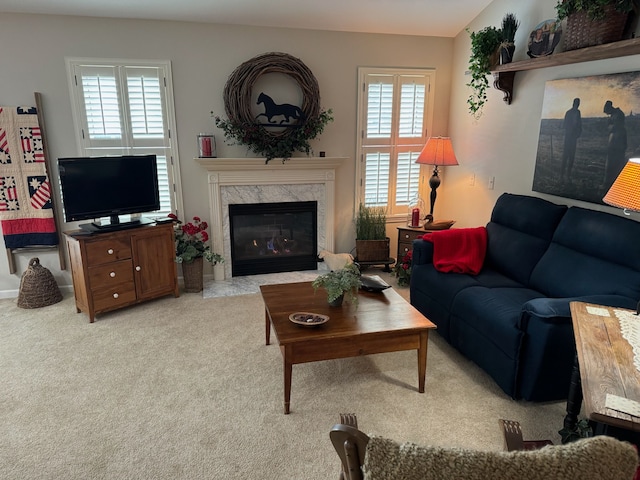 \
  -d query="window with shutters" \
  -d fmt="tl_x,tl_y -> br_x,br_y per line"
65,58 -> 183,219
356,68 -> 435,218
